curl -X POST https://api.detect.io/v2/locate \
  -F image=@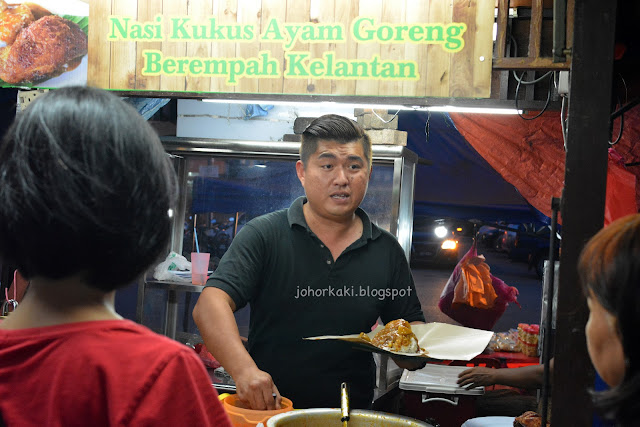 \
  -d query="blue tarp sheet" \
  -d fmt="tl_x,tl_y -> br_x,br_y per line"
400,110 -> 547,224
